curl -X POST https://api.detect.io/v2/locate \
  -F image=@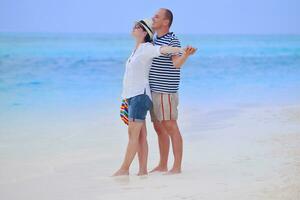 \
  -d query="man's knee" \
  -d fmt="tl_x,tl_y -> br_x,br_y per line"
162,120 -> 179,135
153,121 -> 167,136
